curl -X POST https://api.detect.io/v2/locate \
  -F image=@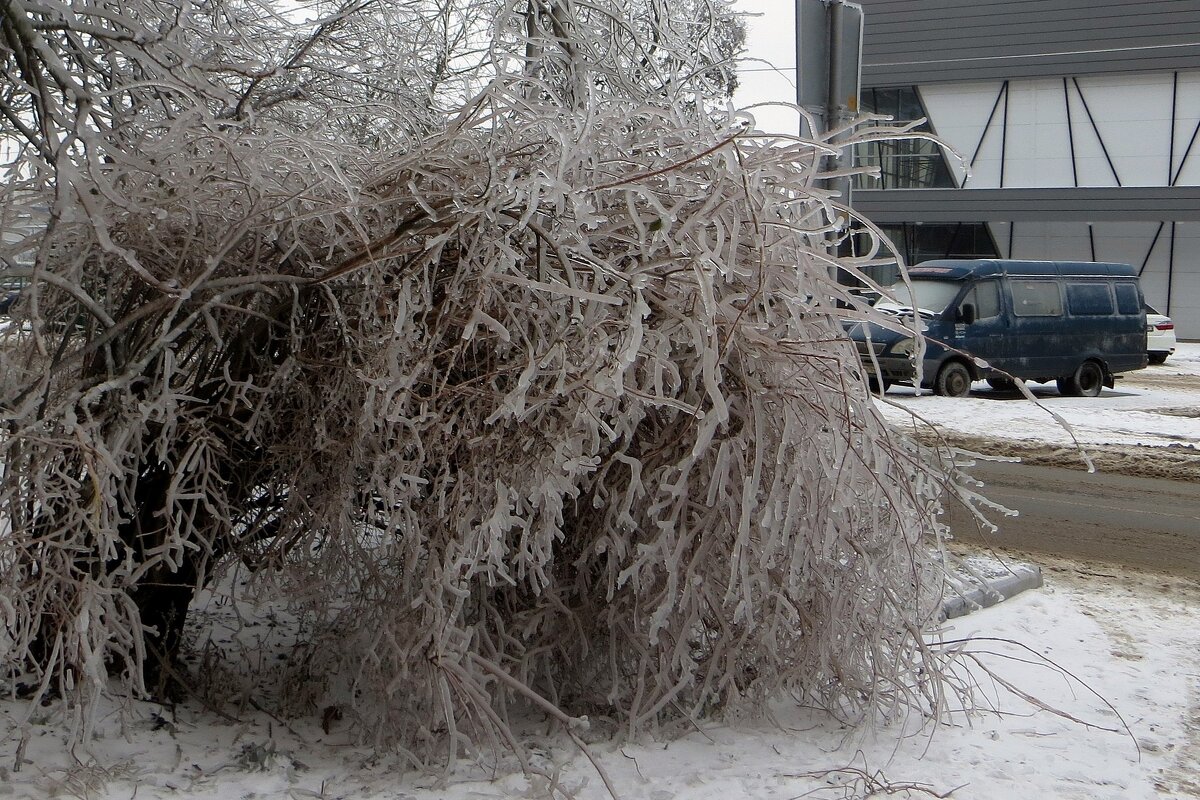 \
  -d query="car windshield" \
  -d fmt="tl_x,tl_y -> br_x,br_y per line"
879,279 -> 963,316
